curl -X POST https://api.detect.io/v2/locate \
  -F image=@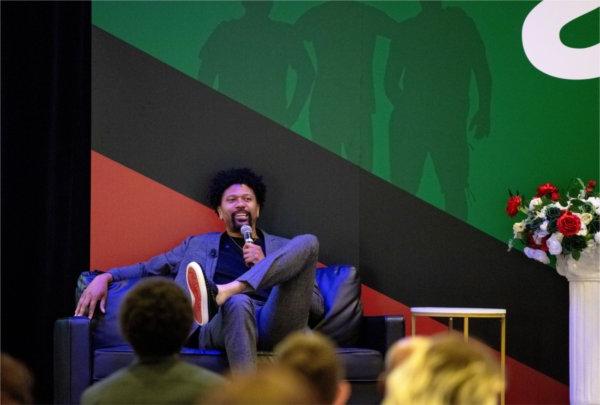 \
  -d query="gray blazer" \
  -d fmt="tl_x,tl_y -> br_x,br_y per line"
109,230 -> 290,289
